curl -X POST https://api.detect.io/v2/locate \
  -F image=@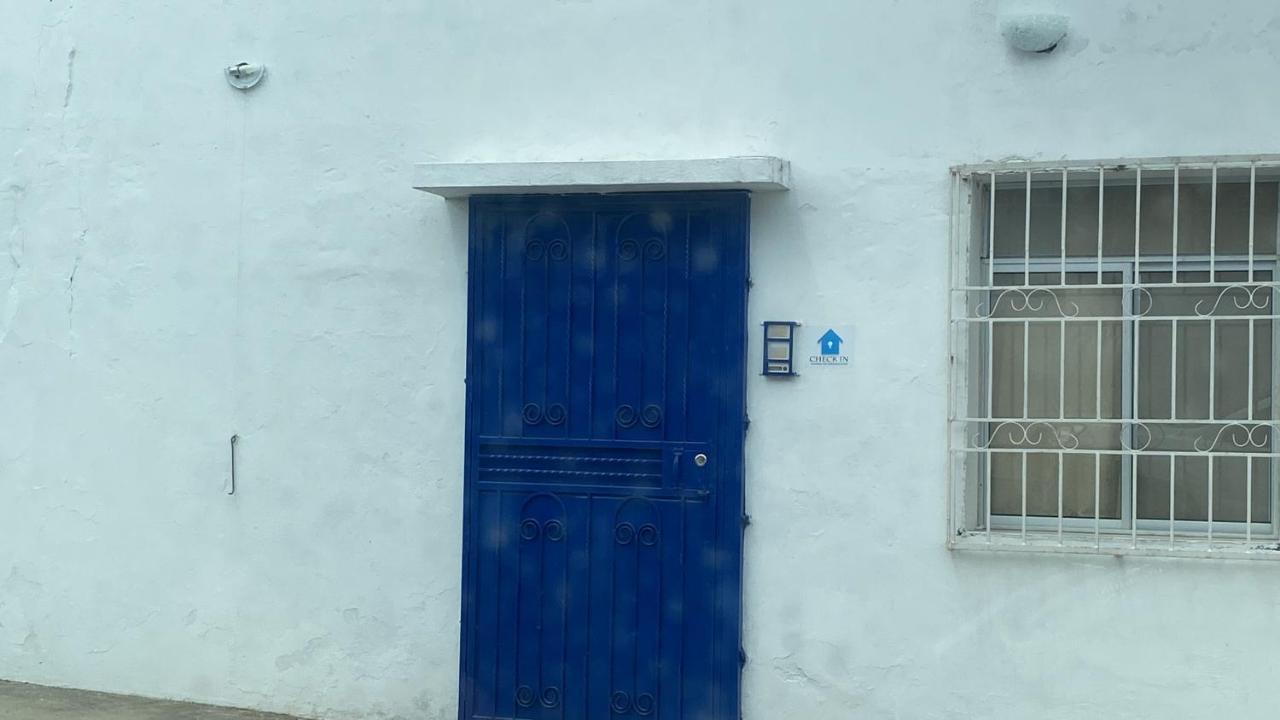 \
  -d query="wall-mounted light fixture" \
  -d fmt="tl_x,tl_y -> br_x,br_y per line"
225,62 -> 266,90
1000,12 -> 1068,53
762,321 -> 799,377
